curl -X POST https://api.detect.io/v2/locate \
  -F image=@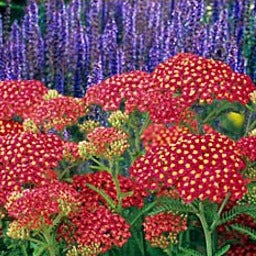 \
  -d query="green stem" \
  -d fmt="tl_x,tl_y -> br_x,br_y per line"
110,160 -> 122,213
42,229 -> 56,256
130,201 -> 157,226
244,111 -> 253,135
90,156 -> 111,172
248,119 -> 256,131
0,2 -> 23,9
203,101 -> 229,124
139,112 -> 151,136
197,202 -> 212,256
163,244 -> 173,256
210,193 -> 231,231
21,244 -> 28,256
58,162 -> 77,180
